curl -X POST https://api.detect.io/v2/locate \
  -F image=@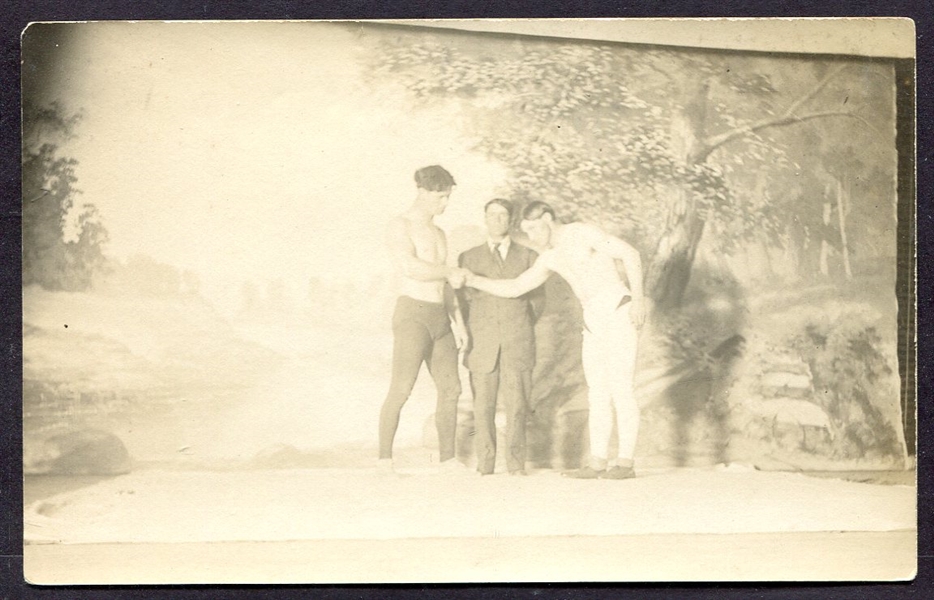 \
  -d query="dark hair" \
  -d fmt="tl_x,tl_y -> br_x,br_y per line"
522,200 -> 556,221
484,198 -> 514,217
414,165 -> 456,191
